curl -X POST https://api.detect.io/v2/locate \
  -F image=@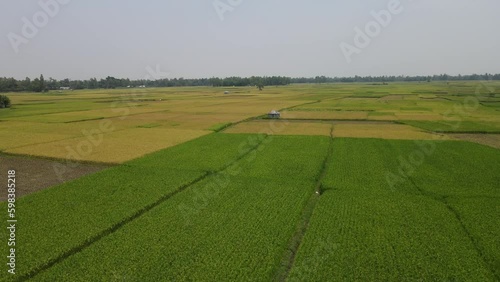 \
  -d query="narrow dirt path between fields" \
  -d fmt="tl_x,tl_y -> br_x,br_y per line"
274,125 -> 335,282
